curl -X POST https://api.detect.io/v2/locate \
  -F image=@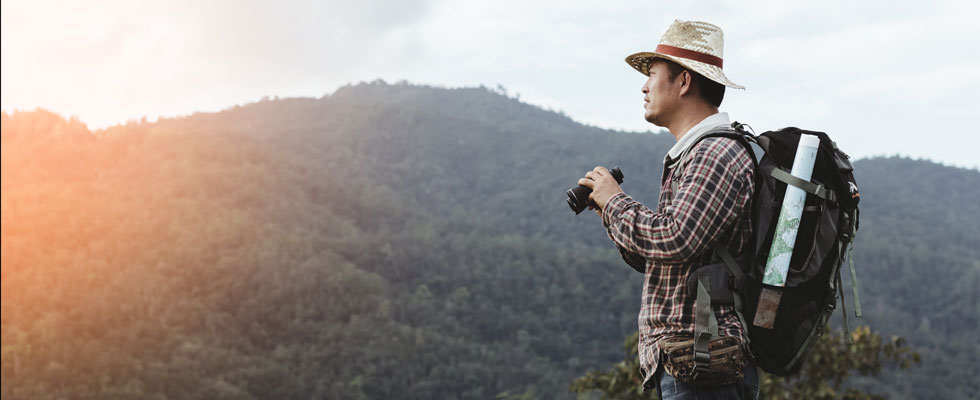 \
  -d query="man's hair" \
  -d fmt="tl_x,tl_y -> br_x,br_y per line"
662,59 -> 725,107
